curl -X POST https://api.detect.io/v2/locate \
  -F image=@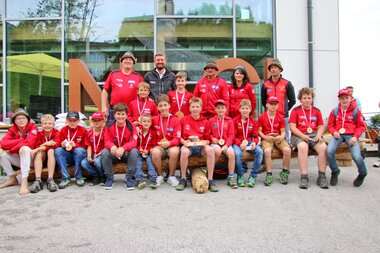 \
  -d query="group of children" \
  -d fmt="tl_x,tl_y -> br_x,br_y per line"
0,71 -> 368,195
